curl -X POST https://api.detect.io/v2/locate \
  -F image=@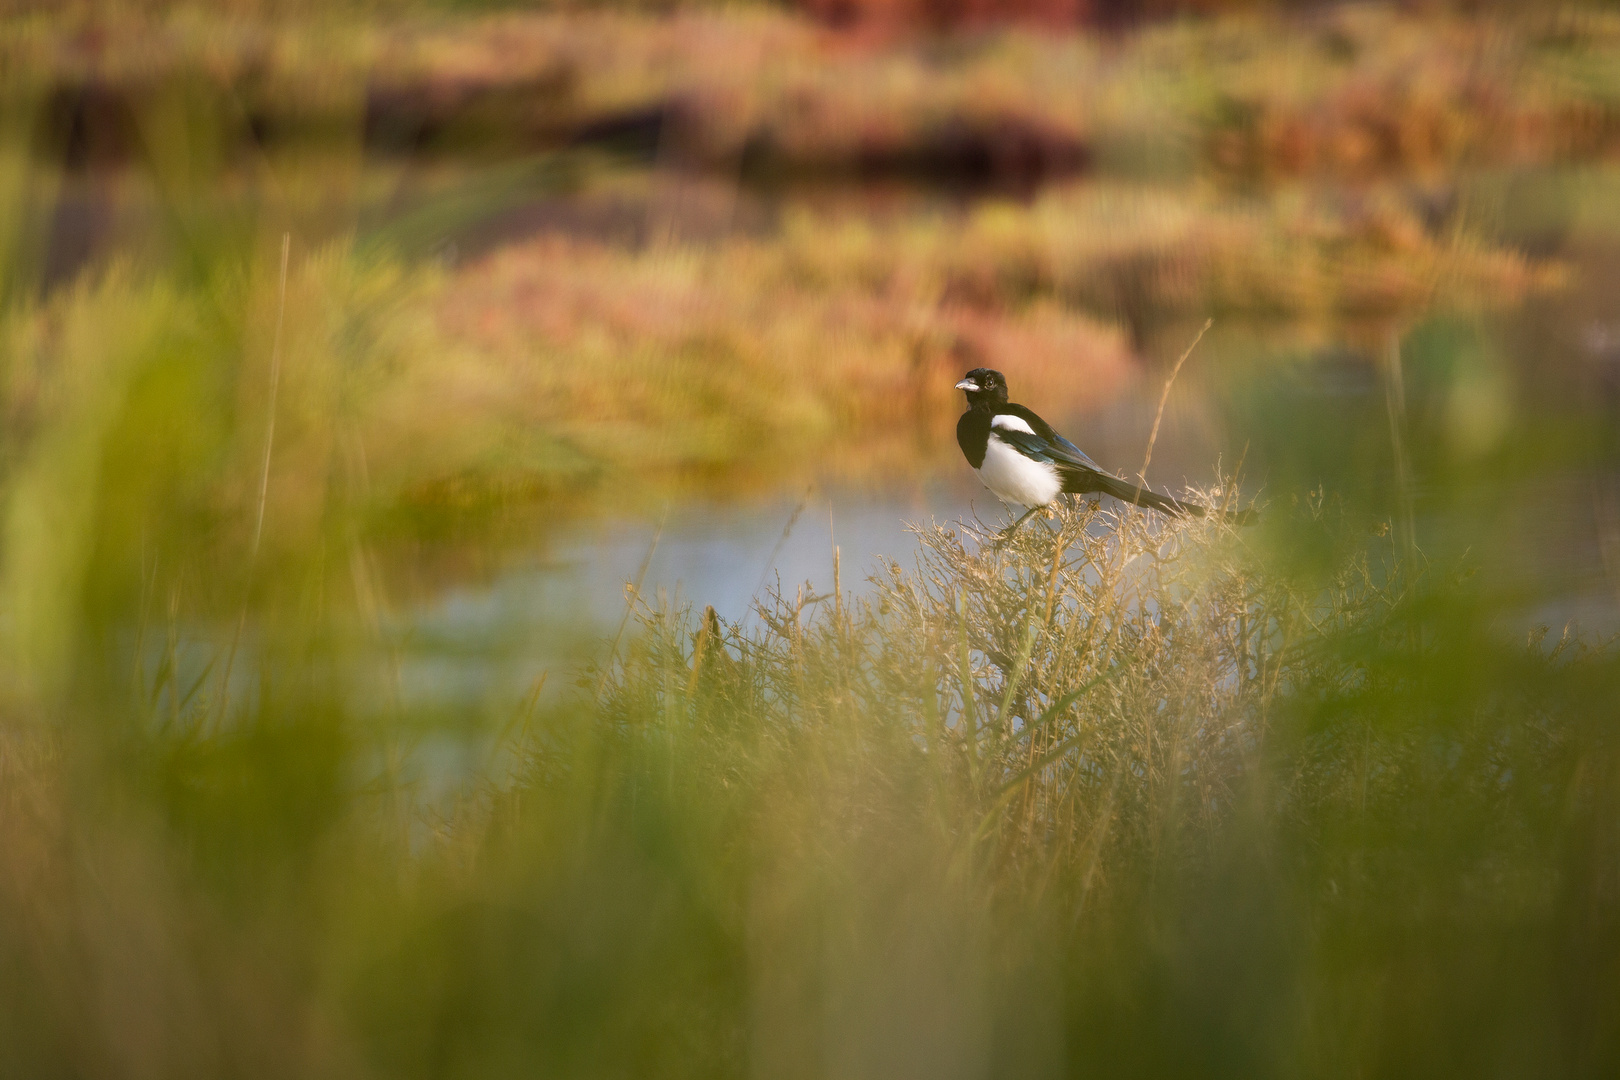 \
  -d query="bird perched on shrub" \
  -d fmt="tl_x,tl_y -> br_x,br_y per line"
954,367 -> 1252,534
